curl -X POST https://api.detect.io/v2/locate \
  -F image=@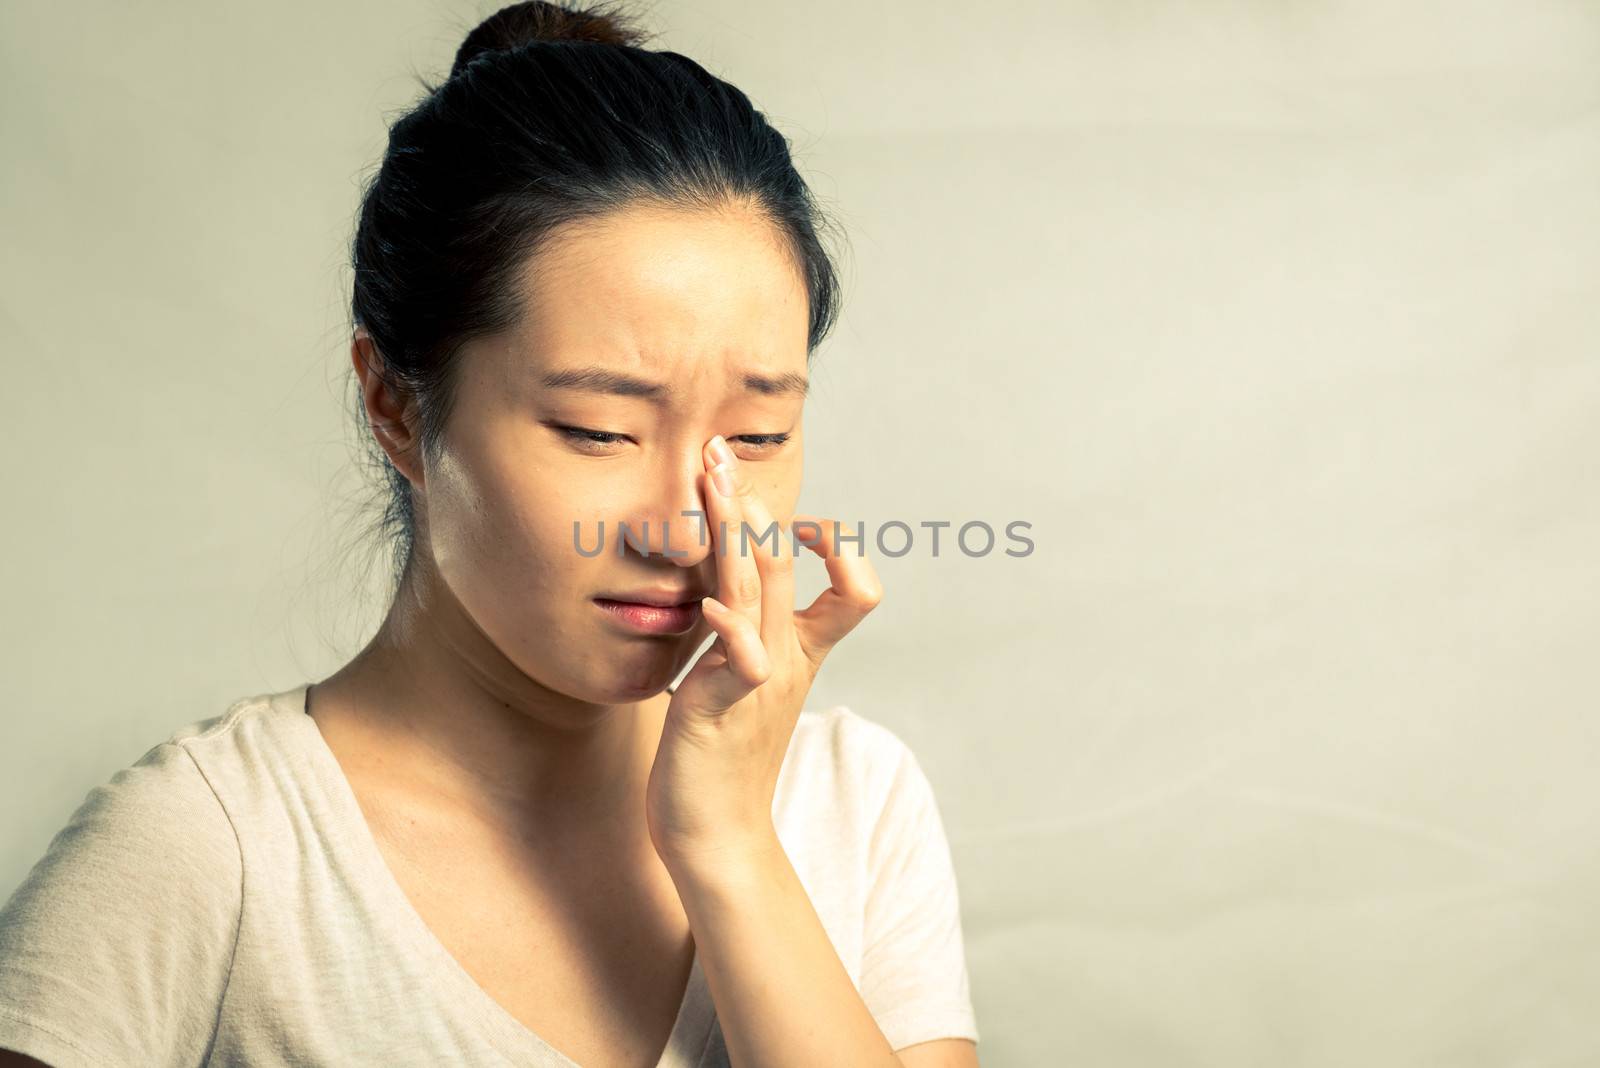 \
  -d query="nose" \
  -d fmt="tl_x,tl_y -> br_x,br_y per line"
622,449 -> 715,570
